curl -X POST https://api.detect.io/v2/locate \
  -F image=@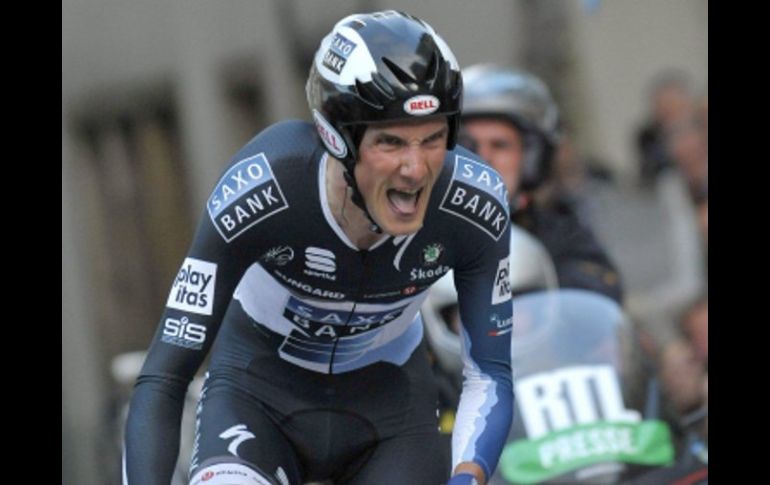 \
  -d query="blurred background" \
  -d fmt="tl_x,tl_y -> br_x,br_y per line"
62,1 -> 707,483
